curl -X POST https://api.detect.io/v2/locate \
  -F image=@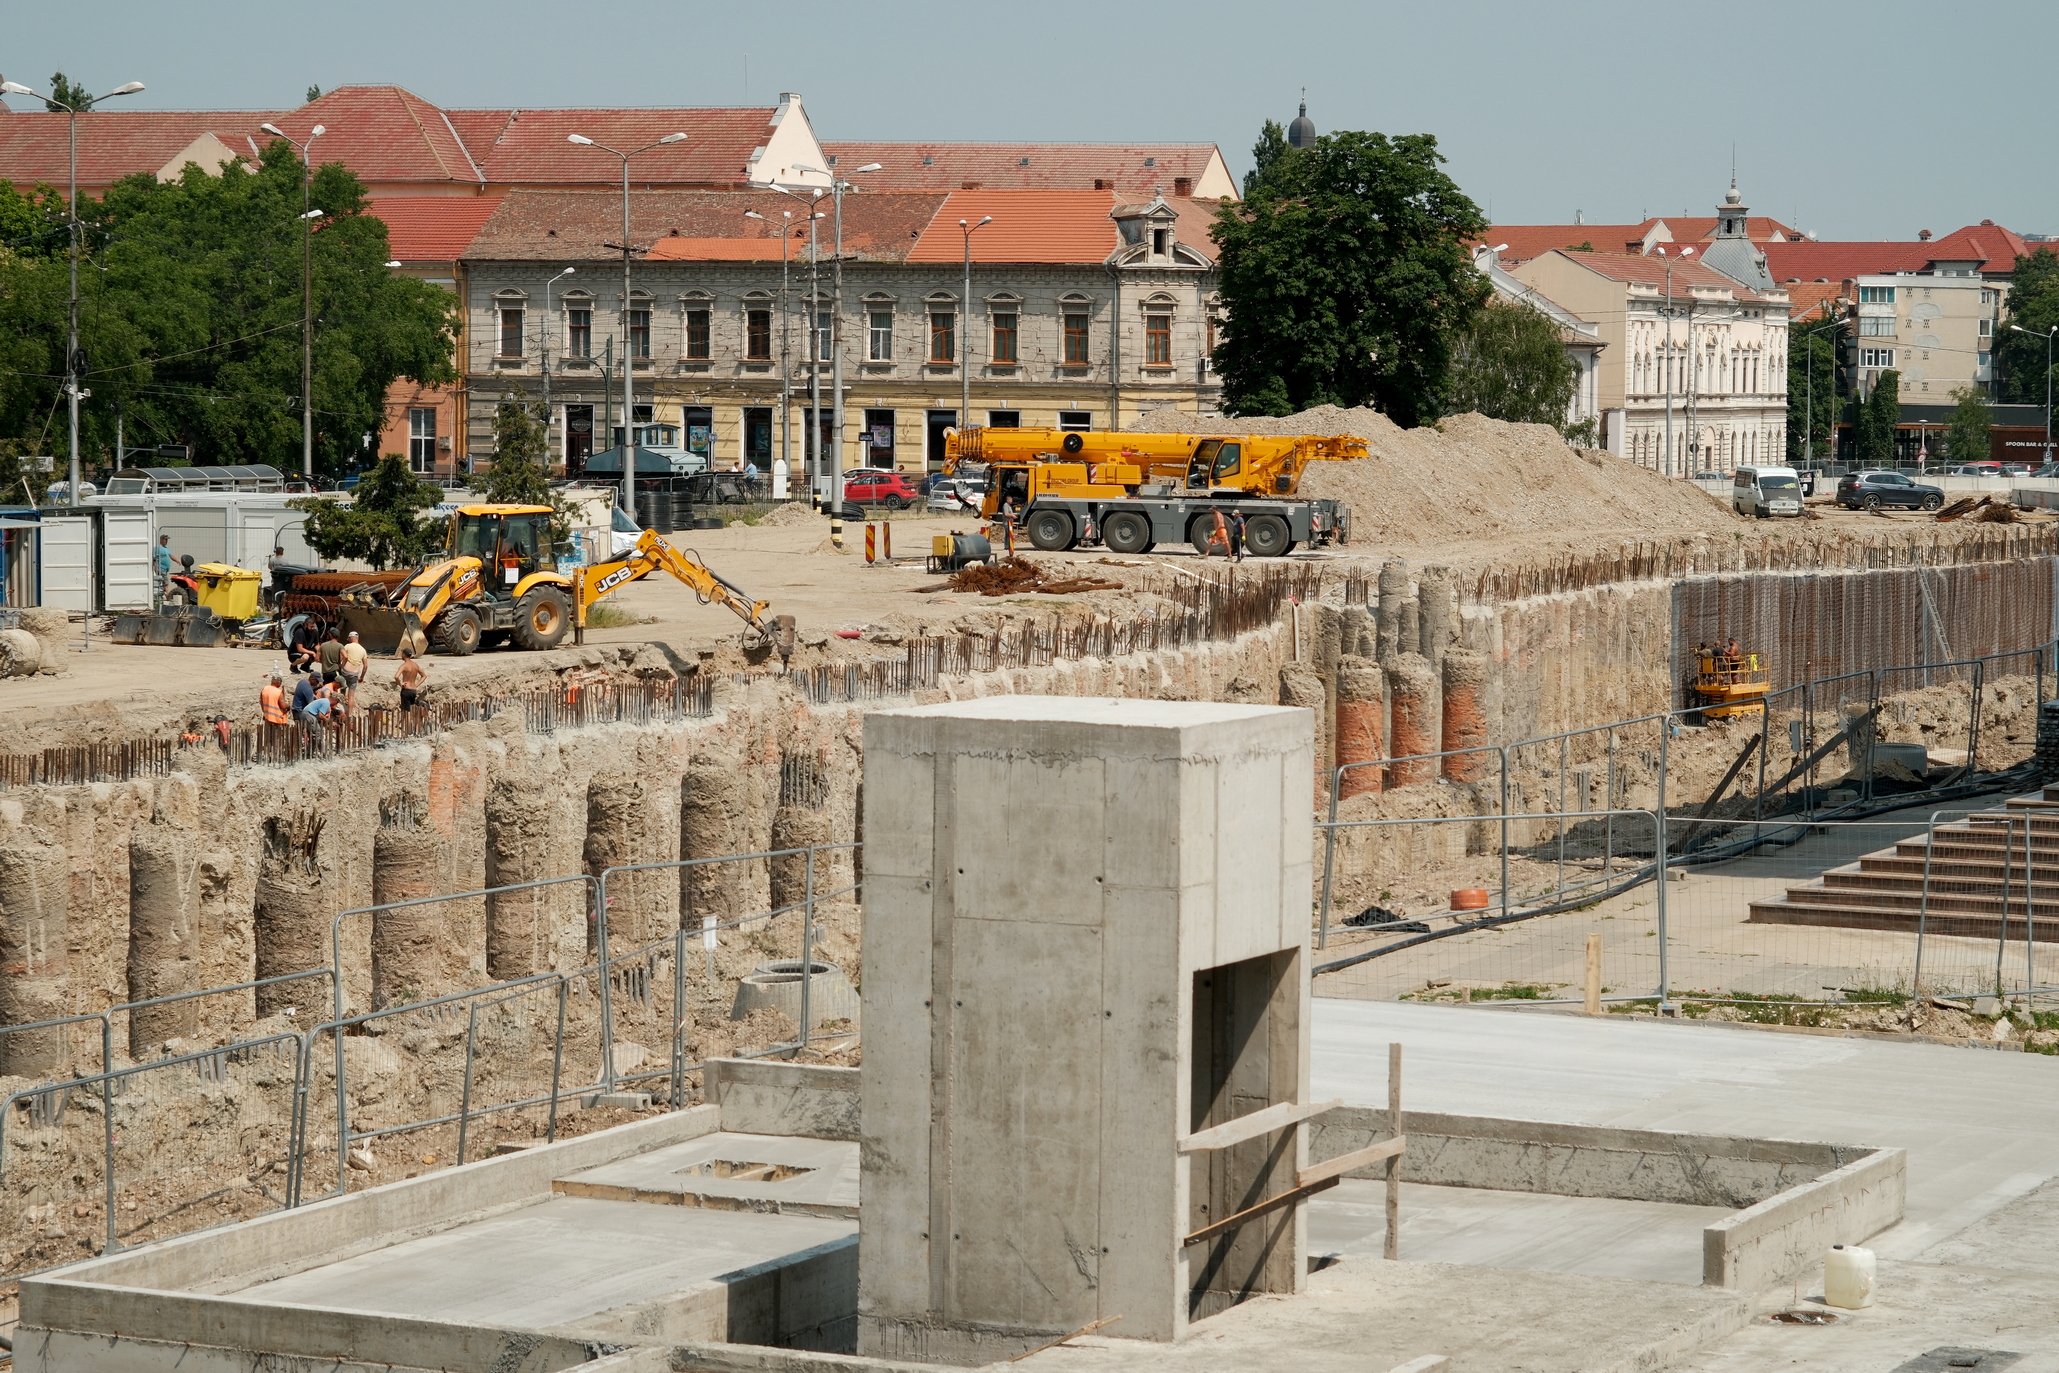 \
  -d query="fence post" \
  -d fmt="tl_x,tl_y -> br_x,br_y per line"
671,927 -> 687,1108
1318,760 -> 1346,951
548,977 -> 567,1143
1653,808 -> 1672,1012
1996,813 -> 2016,996
596,871 -> 617,1092
1499,746 -> 1511,917
800,847 -> 816,1052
